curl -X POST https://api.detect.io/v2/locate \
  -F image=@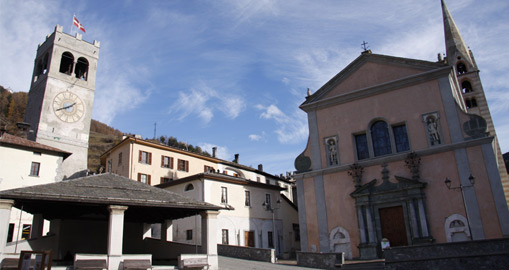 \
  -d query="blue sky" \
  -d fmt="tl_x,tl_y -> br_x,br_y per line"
1,0 -> 508,175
